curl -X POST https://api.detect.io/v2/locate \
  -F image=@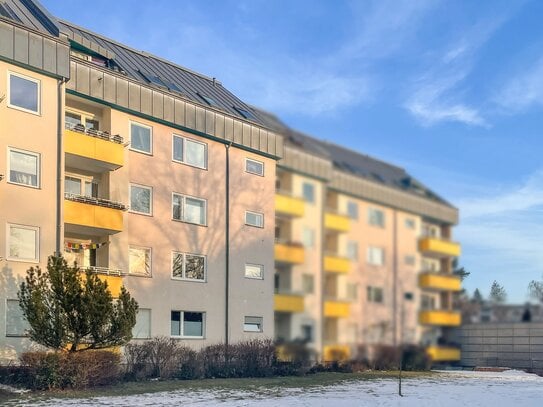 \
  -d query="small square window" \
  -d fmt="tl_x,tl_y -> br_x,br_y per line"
368,208 -> 385,228
245,264 -> 263,279
302,183 -> 315,203
367,286 -> 384,303
8,148 -> 40,188
130,184 -> 152,215
244,316 -> 263,332
245,211 -> 264,228
130,122 -> 152,154
405,255 -> 416,266
405,218 -> 416,229
132,308 -> 151,339
245,158 -> 264,176
129,246 -> 151,276
172,252 -> 206,281
347,201 -> 358,219
8,72 -> 40,114
7,224 -> 39,262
